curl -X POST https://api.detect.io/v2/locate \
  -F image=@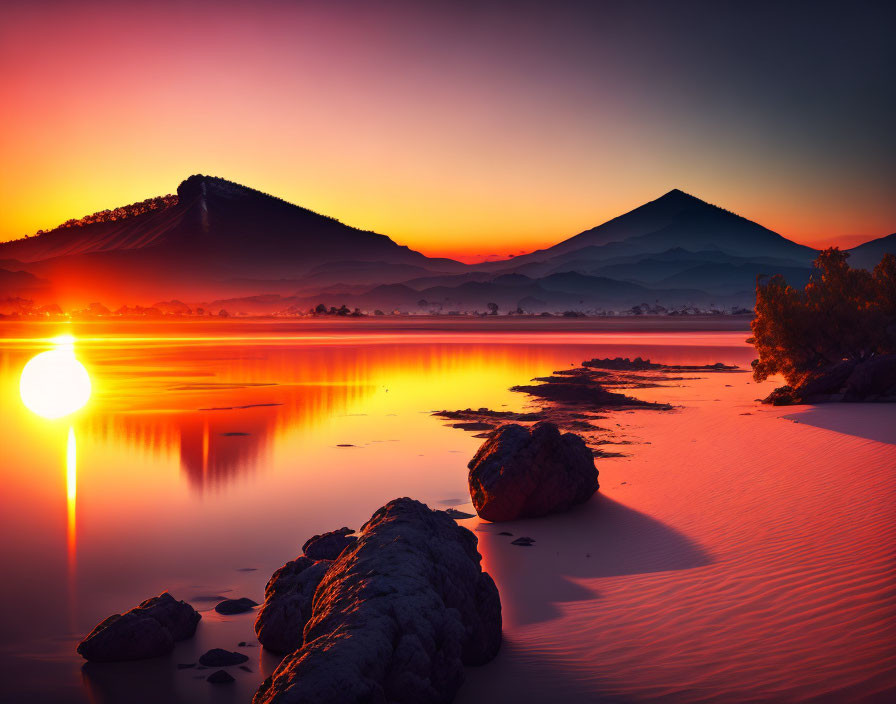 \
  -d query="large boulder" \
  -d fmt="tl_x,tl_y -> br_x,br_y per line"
254,556 -> 332,653
301,527 -> 357,561
468,422 -> 598,522
253,498 -> 501,704
77,592 -> 200,662
843,354 -> 896,400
